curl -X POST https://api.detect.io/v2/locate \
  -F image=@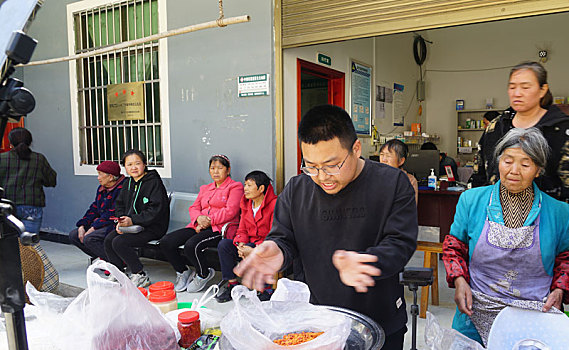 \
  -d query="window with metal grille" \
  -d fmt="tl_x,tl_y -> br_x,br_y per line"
70,0 -> 165,168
